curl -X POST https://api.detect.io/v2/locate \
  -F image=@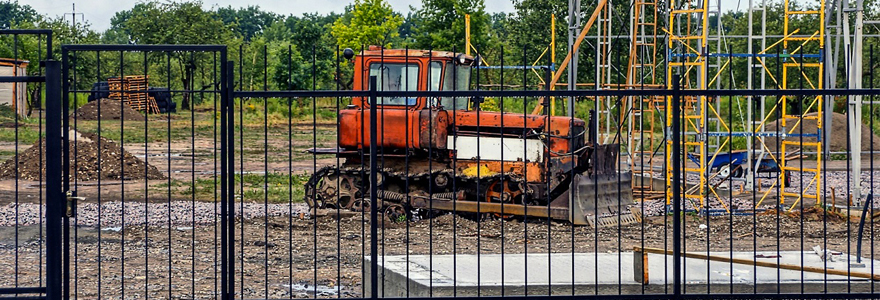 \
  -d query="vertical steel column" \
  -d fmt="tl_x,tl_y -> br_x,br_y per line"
568,0 -> 580,117
847,0 -> 865,203
45,60 -> 62,300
